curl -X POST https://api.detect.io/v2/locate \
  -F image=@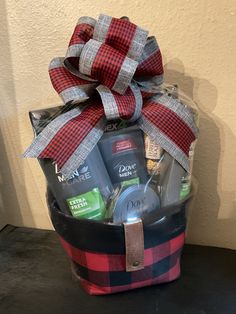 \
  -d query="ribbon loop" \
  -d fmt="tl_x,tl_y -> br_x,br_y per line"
79,39 -> 138,95
93,14 -> 148,61
49,57 -> 96,104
